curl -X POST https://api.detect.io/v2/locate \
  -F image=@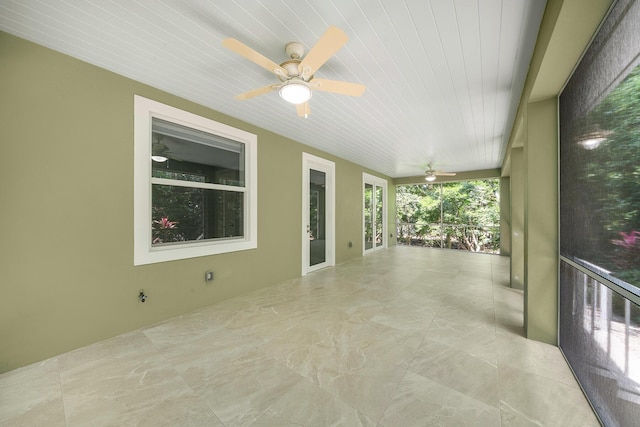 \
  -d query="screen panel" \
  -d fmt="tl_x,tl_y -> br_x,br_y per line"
560,0 -> 640,293
559,1 -> 640,424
